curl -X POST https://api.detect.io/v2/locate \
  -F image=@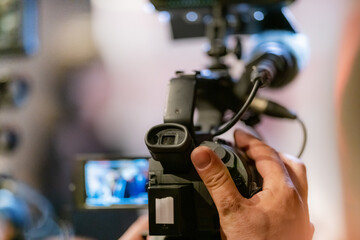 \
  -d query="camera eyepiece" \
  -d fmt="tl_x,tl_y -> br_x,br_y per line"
145,123 -> 195,173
